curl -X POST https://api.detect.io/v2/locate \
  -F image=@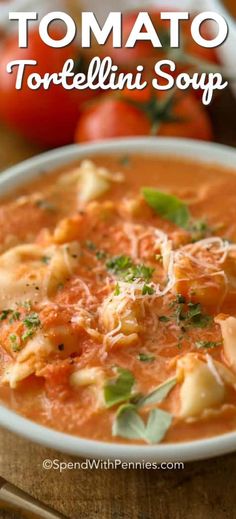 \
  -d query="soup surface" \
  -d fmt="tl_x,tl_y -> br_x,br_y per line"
1,153 -> 236,445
